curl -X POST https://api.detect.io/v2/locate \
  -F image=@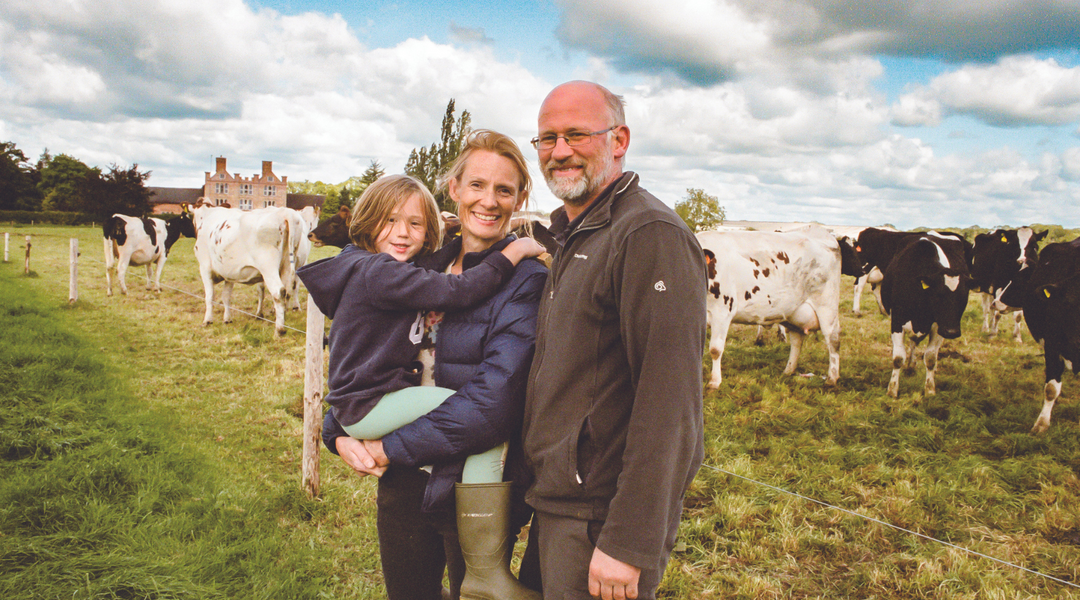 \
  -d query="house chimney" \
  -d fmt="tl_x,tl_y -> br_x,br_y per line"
216,157 -> 227,173
262,161 -> 273,177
